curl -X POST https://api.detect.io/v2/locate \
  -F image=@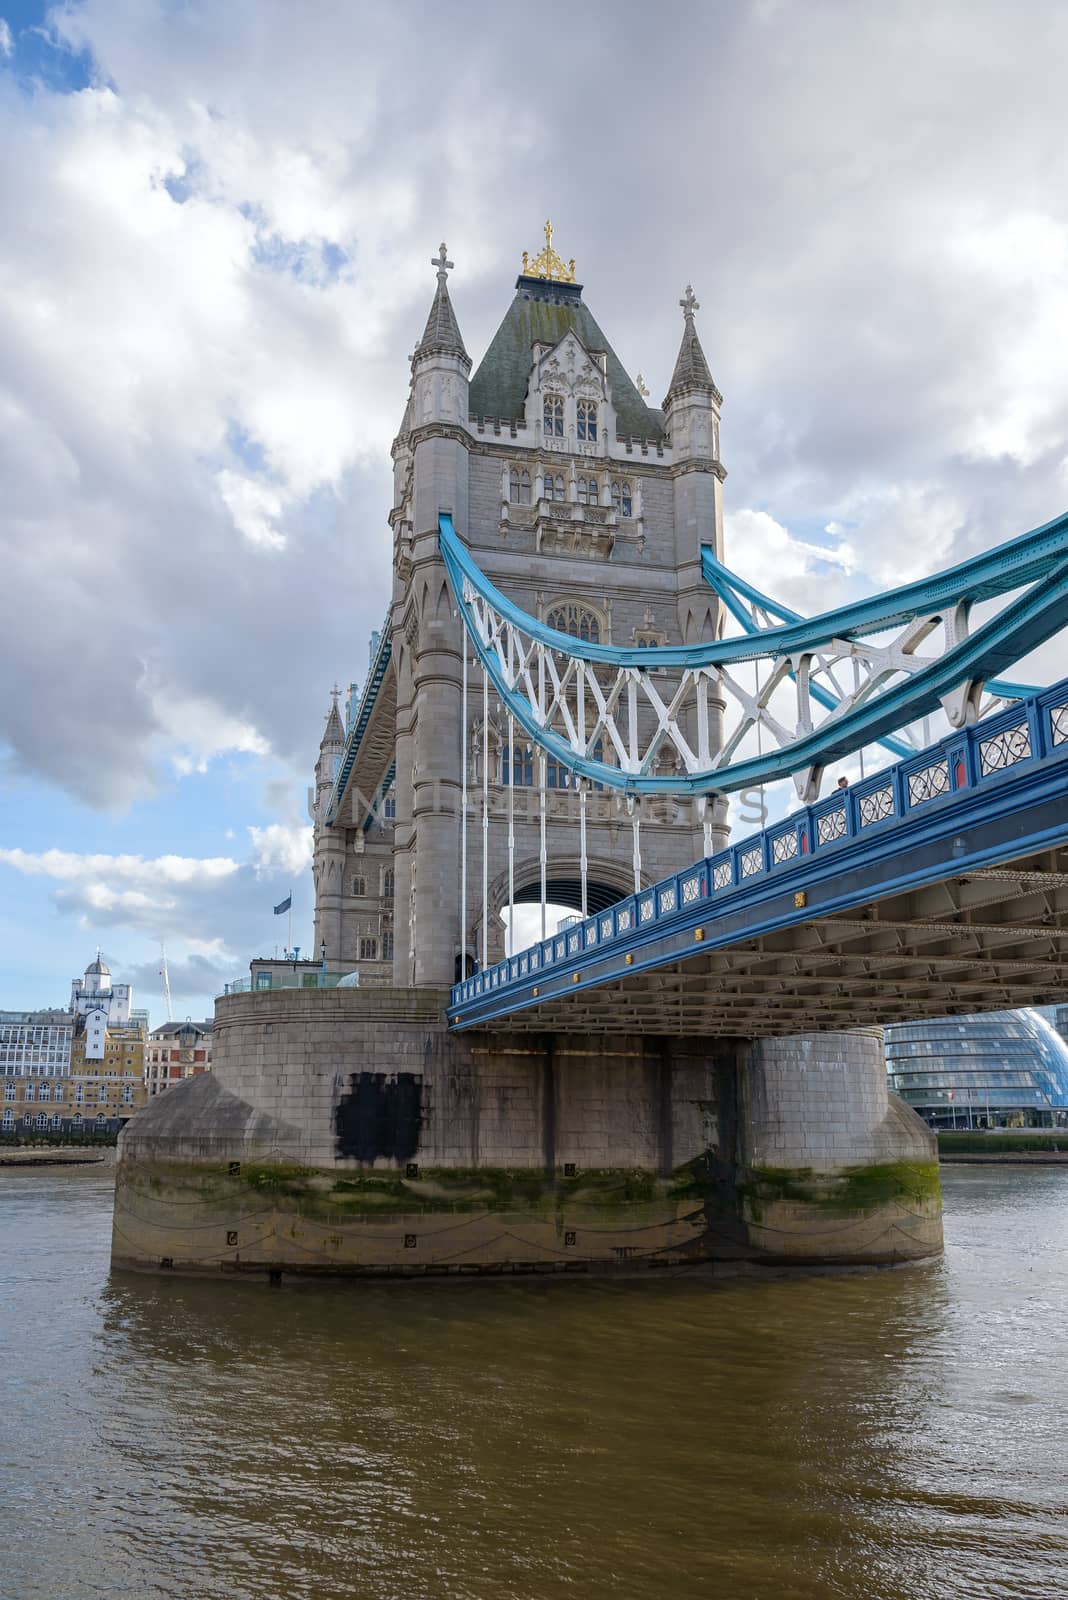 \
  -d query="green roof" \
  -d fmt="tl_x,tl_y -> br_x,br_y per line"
468,278 -> 665,443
